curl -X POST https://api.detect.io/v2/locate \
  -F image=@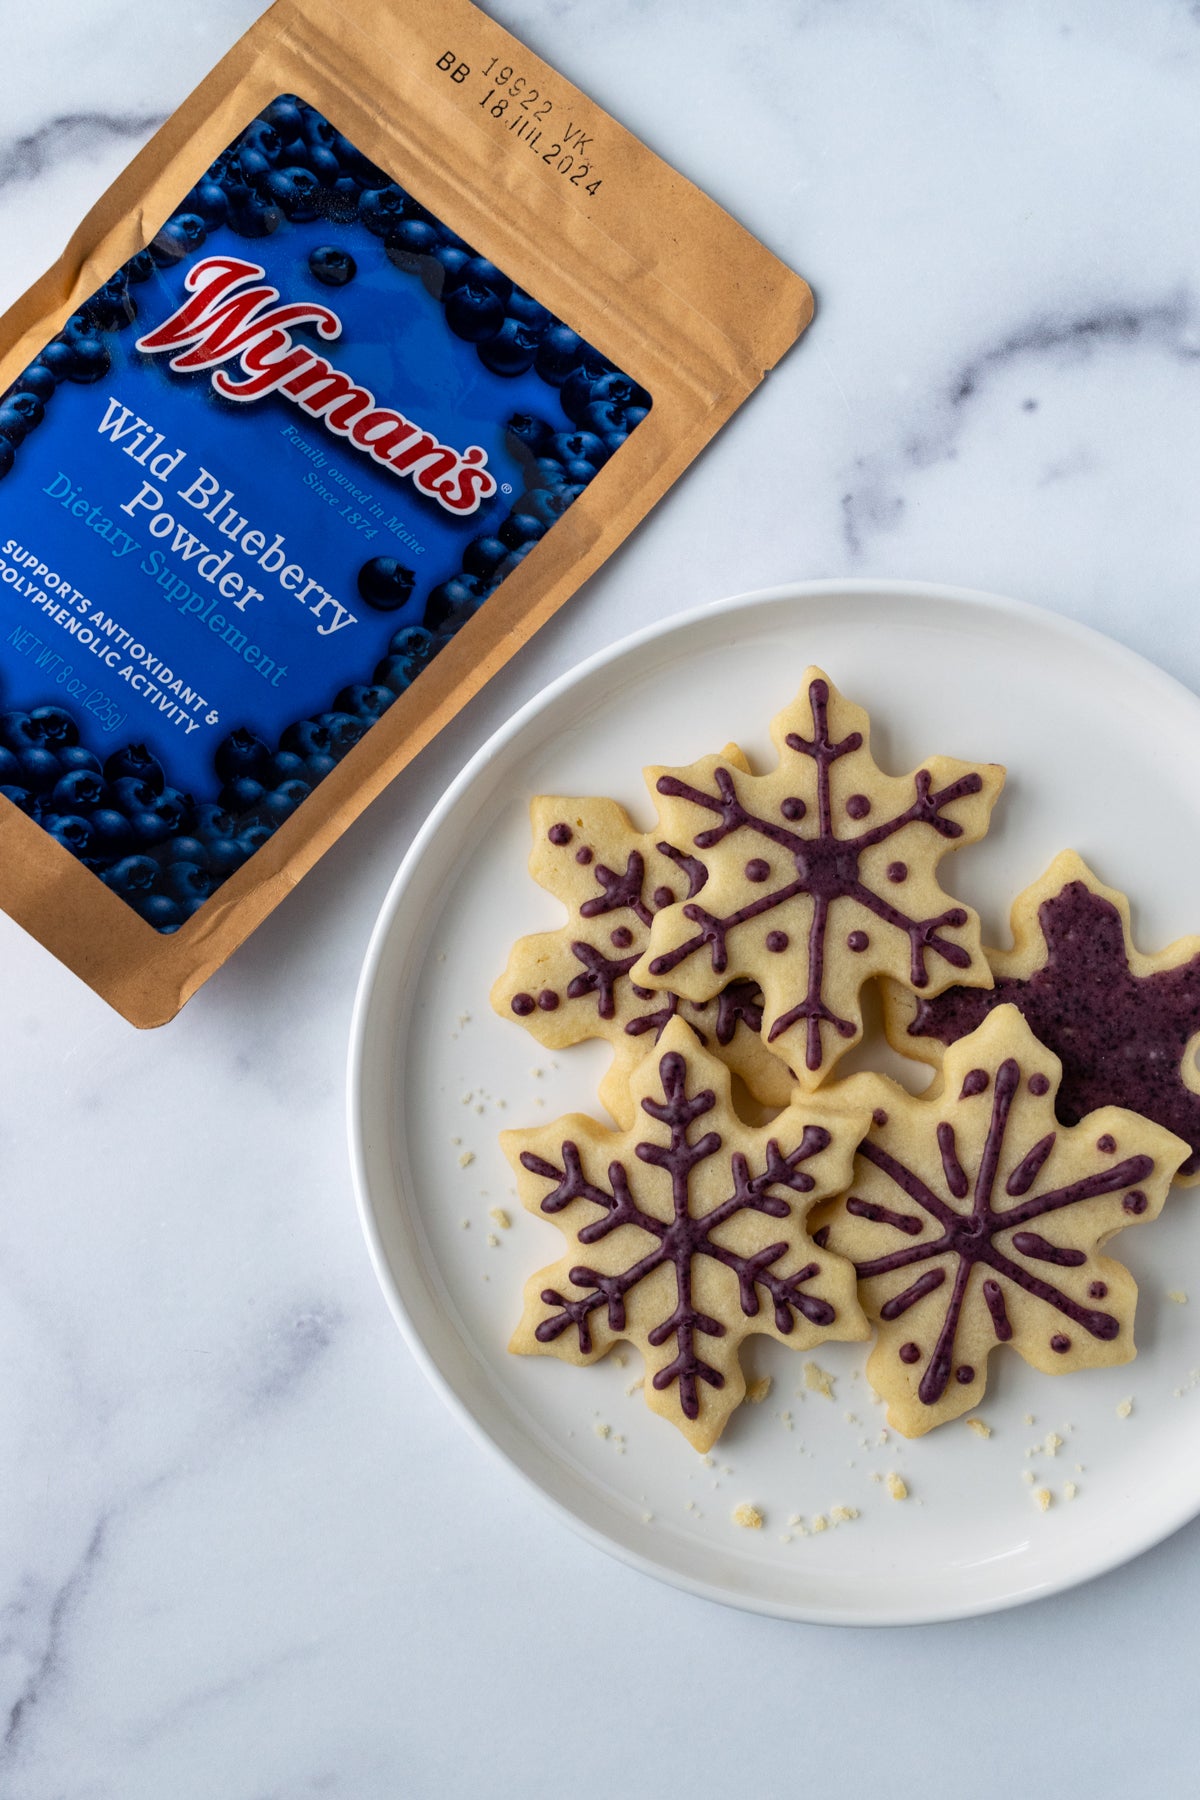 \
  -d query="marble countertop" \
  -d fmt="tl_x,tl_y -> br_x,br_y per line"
3,2 -> 1200,1795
